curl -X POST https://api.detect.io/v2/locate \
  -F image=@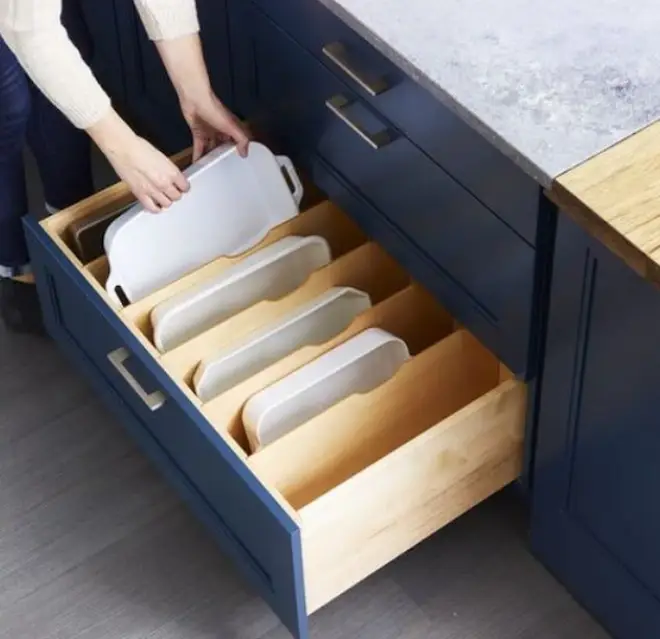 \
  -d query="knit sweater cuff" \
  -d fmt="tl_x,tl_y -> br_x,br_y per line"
65,93 -> 112,131
134,0 -> 200,41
